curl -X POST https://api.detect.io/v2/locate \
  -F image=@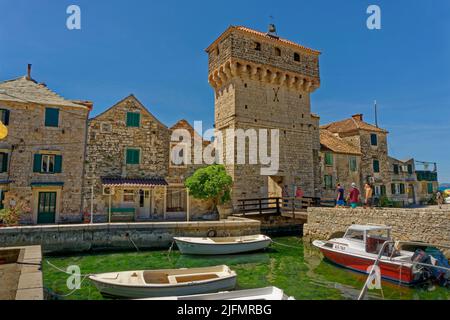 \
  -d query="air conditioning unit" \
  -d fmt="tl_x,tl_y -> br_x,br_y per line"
102,186 -> 115,196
